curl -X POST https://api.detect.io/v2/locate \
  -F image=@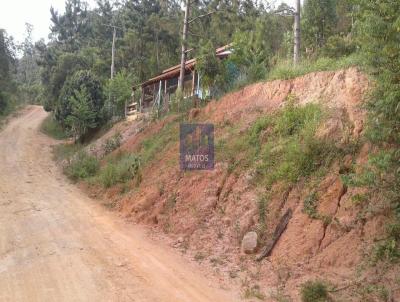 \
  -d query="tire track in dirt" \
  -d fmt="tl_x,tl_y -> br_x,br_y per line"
0,106 -> 238,302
